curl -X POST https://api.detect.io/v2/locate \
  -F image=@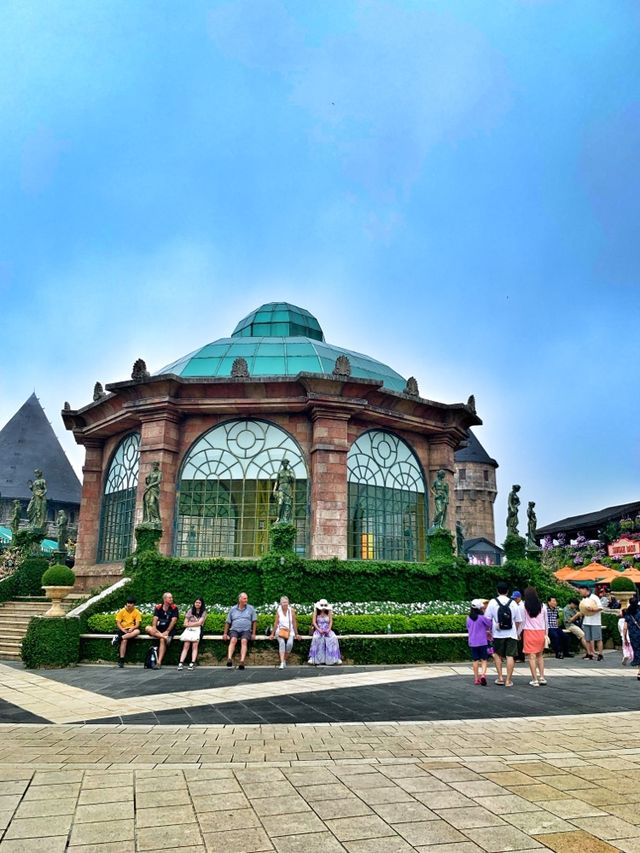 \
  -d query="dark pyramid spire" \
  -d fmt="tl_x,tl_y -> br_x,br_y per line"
454,428 -> 498,468
0,393 -> 81,503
